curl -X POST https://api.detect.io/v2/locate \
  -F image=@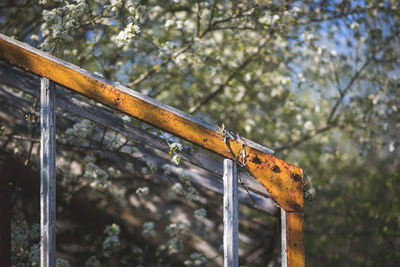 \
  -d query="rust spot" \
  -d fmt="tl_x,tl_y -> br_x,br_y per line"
291,173 -> 301,182
203,138 -> 208,142
294,242 -> 298,247
114,97 -> 122,107
250,155 -> 261,164
272,165 -> 281,173
287,200 -> 302,211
